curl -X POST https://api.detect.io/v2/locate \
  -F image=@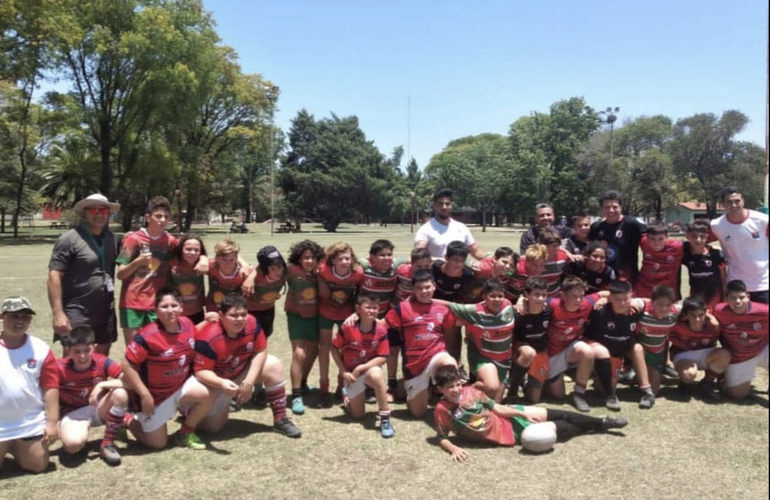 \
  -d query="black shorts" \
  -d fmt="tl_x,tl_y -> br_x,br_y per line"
187,310 -> 205,325
251,308 -> 276,338
387,328 -> 402,348
54,306 -> 118,346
